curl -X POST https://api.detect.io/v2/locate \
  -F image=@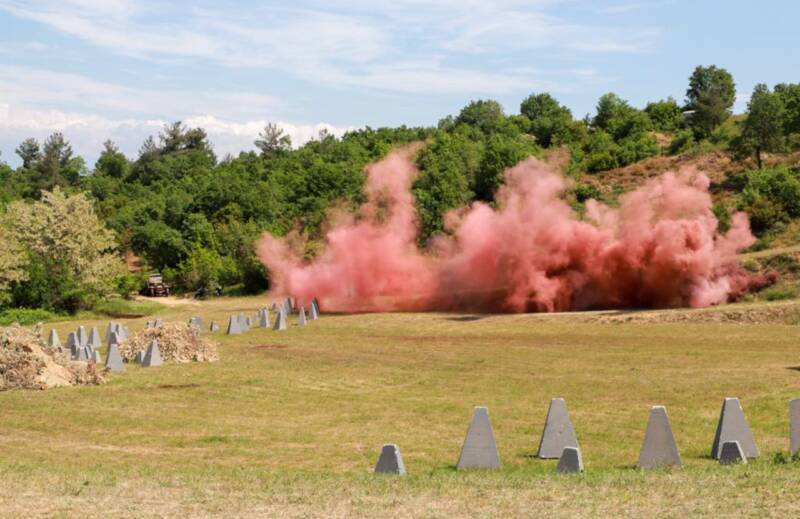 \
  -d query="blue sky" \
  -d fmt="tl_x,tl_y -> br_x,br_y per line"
0,0 -> 798,167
